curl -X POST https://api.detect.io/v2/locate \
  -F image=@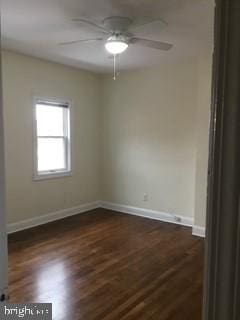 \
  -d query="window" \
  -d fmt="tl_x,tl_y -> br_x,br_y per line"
34,98 -> 71,179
